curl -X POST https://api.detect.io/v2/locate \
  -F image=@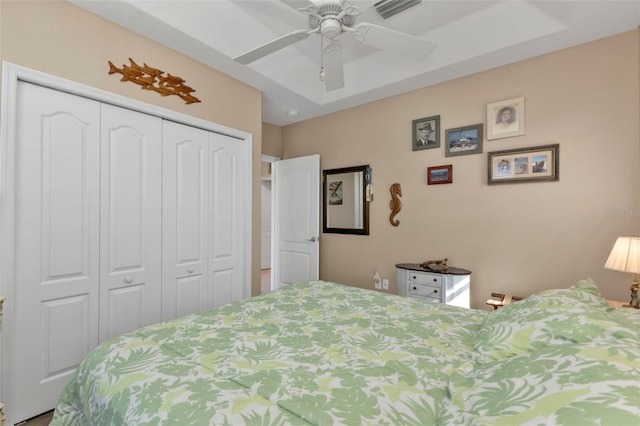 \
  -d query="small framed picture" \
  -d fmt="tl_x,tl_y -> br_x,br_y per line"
487,96 -> 525,140
328,181 -> 343,205
445,124 -> 483,157
412,115 -> 440,151
427,164 -> 452,185
488,144 -> 559,184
